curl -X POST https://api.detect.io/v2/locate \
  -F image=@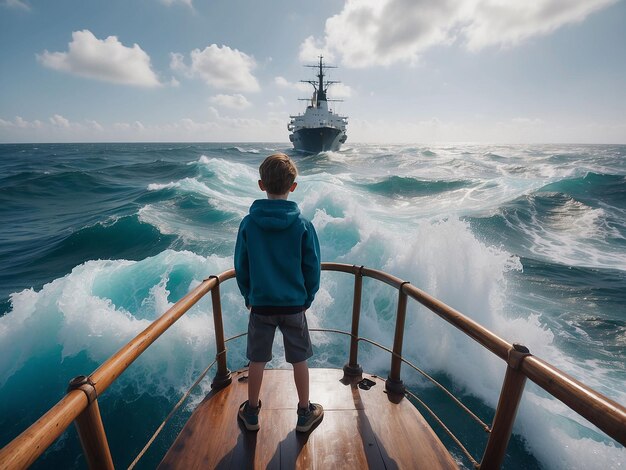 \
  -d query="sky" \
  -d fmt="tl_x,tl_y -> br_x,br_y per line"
0,0 -> 625,144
